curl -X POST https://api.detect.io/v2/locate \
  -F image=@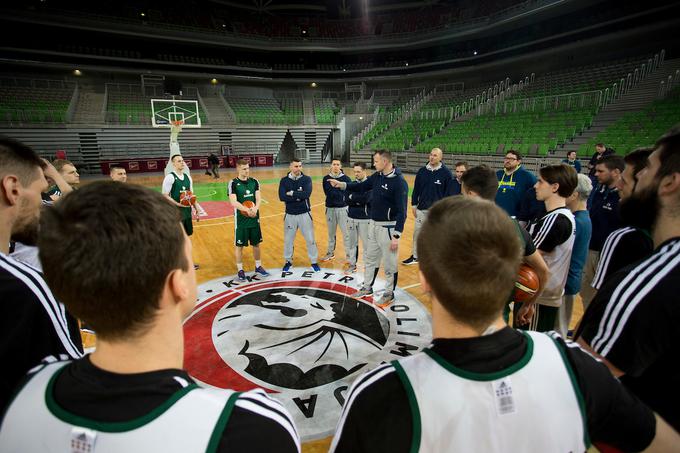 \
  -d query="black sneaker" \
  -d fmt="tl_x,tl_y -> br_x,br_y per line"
402,256 -> 418,265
